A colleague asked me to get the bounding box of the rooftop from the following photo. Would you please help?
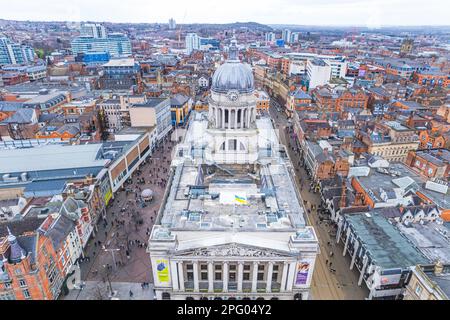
[0,144,109,175]
[345,212,430,269]
[103,58,135,67]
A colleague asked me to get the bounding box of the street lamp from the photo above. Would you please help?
[102,245,120,270]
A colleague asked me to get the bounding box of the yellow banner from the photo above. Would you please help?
[156,259,170,283]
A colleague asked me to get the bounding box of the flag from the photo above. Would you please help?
[234,194,248,204]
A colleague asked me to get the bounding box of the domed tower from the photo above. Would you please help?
[205,38,259,164]
[209,39,257,130]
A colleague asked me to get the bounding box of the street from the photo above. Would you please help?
[268,101,368,300]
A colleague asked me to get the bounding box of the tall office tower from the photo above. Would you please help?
[71,33,132,57]
[169,18,177,30]
[282,29,292,44]
[80,23,107,38]
[148,39,319,301]
[0,36,35,65]
[185,33,200,55]
[290,32,299,44]
[265,32,276,43]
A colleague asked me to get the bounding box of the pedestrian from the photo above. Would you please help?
[326,259,329,266]
[129,290,133,298]
[330,251,334,257]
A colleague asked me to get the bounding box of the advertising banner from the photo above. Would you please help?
[156,259,170,283]
[295,262,310,285]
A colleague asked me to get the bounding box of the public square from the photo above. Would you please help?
[76,133,177,285]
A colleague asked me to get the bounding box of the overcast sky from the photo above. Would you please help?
[0,0,448,27]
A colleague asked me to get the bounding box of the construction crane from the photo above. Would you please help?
[177,10,188,47]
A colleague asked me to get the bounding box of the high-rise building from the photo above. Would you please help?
[290,32,300,44]
[265,32,276,43]
[306,59,332,90]
[185,33,200,55]
[80,23,107,38]
[71,32,132,57]
[169,18,177,30]
[0,36,35,65]
[282,29,292,44]
[148,39,319,301]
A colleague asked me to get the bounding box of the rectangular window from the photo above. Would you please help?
[201,272,208,281]
[19,280,27,288]
[23,289,31,299]
[215,272,222,281]
[186,271,194,281]
[415,284,423,296]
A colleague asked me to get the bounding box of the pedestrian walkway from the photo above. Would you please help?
[271,105,368,300]
[63,281,155,300]
[77,134,177,284]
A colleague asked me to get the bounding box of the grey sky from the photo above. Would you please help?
[0,0,448,27]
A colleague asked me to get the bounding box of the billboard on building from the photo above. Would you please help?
[156,259,170,283]
[295,261,310,285]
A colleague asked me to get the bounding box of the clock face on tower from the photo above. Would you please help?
[227,90,239,101]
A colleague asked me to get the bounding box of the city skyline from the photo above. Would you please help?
[0,0,449,27]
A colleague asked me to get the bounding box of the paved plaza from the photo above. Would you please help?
[64,281,155,300]
[77,134,177,285]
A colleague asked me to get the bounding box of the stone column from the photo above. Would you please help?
[178,261,185,291]
[280,262,288,292]
[237,262,244,292]
[358,255,369,286]
[343,227,351,257]
[251,261,258,292]
[223,262,229,292]
[336,218,343,243]
[170,260,179,291]
[350,240,359,270]
[222,108,225,129]
[193,261,199,292]
[208,262,214,292]
[214,107,218,128]
[266,262,273,293]
[286,261,296,291]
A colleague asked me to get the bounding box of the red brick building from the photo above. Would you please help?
[405,149,450,179]
[0,222,63,300]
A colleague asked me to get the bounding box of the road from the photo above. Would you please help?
[268,100,368,300]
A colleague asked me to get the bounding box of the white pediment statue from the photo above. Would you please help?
[178,243,289,258]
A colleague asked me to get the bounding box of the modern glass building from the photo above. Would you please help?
[71,33,132,57]
[0,37,35,65]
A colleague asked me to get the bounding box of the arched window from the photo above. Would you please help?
[186,296,195,300]
[200,297,209,300]
[294,293,302,300]
[162,292,171,300]
[256,297,265,300]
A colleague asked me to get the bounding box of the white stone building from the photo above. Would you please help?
[148,39,319,300]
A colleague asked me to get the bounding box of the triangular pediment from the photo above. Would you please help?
[174,243,294,258]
